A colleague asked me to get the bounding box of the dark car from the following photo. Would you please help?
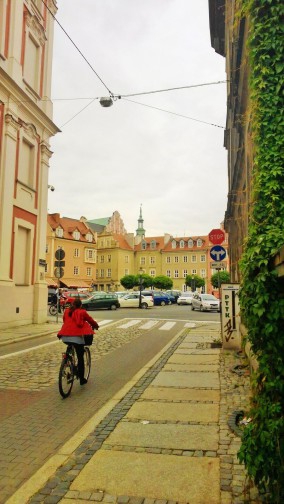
[82,292,119,310]
[141,291,171,306]
[166,290,182,303]
[48,288,57,304]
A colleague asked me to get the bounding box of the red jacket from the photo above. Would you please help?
[58,308,98,337]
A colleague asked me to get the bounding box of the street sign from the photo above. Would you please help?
[55,248,65,260]
[211,261,226,269]
[54,267,64,279]
[54,260,65,267]
[210,245,226,262]
[209,228,225,245]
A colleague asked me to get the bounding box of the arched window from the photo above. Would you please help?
[150,240,156,249]
[180,240,184,248]
[197,239,203,247]
[188,239,193,248]
[141,241,147,250]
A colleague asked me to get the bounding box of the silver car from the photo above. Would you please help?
[177,292,194,305]
[191,293,220,312]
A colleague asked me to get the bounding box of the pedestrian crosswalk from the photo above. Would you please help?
[97,318,219,331]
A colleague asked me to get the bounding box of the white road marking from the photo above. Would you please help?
[159,322,176,331]
[117,320,141,329]
[140,321,159,330]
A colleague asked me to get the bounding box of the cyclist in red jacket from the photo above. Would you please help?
[58,298,99,385]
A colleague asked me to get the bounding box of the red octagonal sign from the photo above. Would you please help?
[209,228,225,245]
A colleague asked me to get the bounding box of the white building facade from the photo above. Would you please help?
[0,0,59,328]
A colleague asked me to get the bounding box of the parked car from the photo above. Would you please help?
[164,292,176,304]
[141,291,171,306]
[48,288,57,304]
[119,293,154,309]
[82,292,119,310]
[166,290,182,303]
[60,291,90,308]
[177,292,194,305]
[115,291,129,298]
[191,293,220,312]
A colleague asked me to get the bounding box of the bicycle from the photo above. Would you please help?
[58,343,91,398]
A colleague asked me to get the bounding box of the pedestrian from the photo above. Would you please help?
[57,298,99,385]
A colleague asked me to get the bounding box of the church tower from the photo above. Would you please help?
[136,205,146,238]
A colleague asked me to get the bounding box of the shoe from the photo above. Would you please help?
[80,378,88,385]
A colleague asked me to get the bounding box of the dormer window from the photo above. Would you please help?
[180,240,184,248]
[141,241,147,250]
[73,230,80,240]
[171,240,176,249]
[197,239,203,247]
[150,240,156,249]
[56,227,63,238]
[188,239,193,248]
[86,233,93,243]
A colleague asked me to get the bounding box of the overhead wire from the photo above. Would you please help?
[40,0,113,96]
[122,98,225,129]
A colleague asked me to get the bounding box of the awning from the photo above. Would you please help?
[61,279,91,288]
[45,277,58,287]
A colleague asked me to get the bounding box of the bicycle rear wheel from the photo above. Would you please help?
[83,347,91,381]
[59,358,74,398]
[49,304,57,316]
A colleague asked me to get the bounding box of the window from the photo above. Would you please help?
[124,269,129,276]
[150,256,155,264]
[192,269,197,275]
[150,240,156,249]
[107,254,111,262]
[140,257,146,265]
[85,249,96,262]
[14,225,32,285]
[56,227,63,238]
[197,239,203,247]
[74,266,79,275]
[86,267,92,276]
[201,255,206,262]
[74,248,79,257]
[183,269,188,278]
[180,240,184,248]
[19,138,35,188]
[174,269,179,278]
[166,256,171,263]
[141,241,147,250]
[150,269,155,277]
[188,239,193,248]
[106,240,110,247]
[73,230,80,240]
[100,269,104,278]
[99,240,104,247]
[174,256,179,263]
[171,240,176,249]
[183,256,188,263]
[86,233,93,242]
[191,255,197,262]
[24,34,40,92]
[107,269,111,278]
[201,269,206,277]
[125,255,129,263]
[166,270,171,277]
[100,255,104,263]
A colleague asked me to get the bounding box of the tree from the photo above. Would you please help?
[120,275,137,290]
[185,274,205,291]
[152,275,173,290]
[211,271,230,289]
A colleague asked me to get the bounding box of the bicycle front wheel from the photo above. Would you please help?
[83,347,91,381]
[59,358,74,398]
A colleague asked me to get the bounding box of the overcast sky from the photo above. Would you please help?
[48,0,227,237]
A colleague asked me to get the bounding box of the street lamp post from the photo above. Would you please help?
[138,267,143,308]
[191,275,196,292]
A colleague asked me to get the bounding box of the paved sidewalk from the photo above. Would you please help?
[6,322,261,504]
[0,318,62,346]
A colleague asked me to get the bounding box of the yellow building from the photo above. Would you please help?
[46,214,97,289]
[0,0,59,328]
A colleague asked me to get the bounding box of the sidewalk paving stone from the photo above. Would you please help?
[125,401,219,423]
[70,450,220,503]
[140,386,220,402]
[152,370,220,388]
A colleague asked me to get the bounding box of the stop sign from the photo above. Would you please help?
[209,228,225,245]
